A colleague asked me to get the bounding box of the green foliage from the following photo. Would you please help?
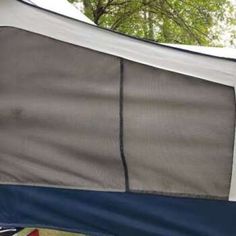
[69,0,236,47]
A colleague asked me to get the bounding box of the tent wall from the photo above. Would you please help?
[123,61,235,199]
[0,27,235,200]
[0,27,125,191]
[0,185,236,236]
[0,0,236,234]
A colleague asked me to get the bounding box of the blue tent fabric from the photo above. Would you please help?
[0,185,236,236]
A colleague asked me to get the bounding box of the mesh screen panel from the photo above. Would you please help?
[0,27,125,190]
[123,60,235,199]
[0,27,235,199]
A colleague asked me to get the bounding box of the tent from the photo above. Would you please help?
[0,0,236,235]
[163,44,236,59]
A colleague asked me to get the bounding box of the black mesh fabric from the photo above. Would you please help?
[0,27,235,199]
[0,27,125,191]
[123,60,235,199]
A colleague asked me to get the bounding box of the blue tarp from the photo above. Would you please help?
[0,185,236,236]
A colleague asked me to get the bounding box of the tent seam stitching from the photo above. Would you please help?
[119,58,129,191]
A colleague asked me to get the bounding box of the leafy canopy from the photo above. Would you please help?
[68,0,236,47]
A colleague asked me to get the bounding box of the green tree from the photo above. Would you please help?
[68,0,236,47]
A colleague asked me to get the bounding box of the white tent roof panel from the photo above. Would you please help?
[164,44,236,59]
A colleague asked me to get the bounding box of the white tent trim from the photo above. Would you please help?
[164,44,236,60]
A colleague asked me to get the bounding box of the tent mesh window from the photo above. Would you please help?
[122,60,235,199]
[0,27,125,191]
[0,27,235,199]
